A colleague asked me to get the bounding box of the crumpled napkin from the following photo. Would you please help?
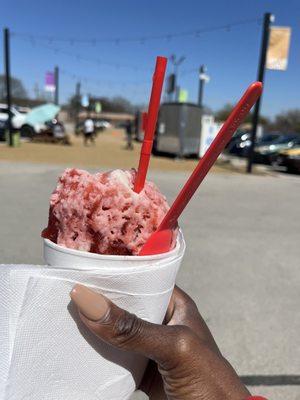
[0,234,185,400]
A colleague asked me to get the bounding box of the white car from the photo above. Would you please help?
[94,120,112,131]
[0,103,45,137]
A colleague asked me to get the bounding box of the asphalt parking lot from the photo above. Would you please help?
[1,161,299,400]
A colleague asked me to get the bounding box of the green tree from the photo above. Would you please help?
[214,103,269,125]
[88,96,134,113]
[67,95,137,118]
[0,74,27,100]
[214,103,233,122]
[109,97,134,113]
[270,109,300,133]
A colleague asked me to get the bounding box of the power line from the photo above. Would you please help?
[12,35,152,72]
[10,17,263,102]
[180,68,199,77]
[12,17,262,45]
[60,69,150,101]
[60,68,149,88]
[11,17,262,79]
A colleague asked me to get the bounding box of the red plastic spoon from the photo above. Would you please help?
[139,82,263,256]
[134,56,167,193]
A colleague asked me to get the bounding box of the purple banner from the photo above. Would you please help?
[45,71,55,92]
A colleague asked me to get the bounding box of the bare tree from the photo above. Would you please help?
[0,75,28,100]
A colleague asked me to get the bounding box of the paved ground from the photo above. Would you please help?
[1,161,299,399]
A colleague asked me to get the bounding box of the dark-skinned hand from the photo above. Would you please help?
[70,284,250,400]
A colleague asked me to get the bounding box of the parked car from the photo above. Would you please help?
[225,130,248,149]
[254,133,300,164]
[273,147,300,173]
[94,120,111,131]
[226,132,281,157]
[0,103,45,138]
[0,119,7,141]
[15,106,31,114]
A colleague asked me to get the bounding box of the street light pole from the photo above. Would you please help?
[54,66,59,105]
[198,65,206,108]
[4,27,13,146]
[247,12,274,173]
[75,81,81,126]
[174,64,178,102]
[169,54,185,102]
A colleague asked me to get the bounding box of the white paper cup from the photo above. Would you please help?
[44,232,182,270]
[33,232,186,400]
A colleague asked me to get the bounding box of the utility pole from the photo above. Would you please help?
[198,65,206,108]
[75,81,81,126]
[54,66,59,105]
[4,28,13,146]
[247,12,274,173]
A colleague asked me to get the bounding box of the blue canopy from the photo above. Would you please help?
[25,104,61,125]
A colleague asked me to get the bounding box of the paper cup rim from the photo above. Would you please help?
[43,232,182,262]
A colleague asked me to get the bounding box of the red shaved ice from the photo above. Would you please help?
[42,168,177,255]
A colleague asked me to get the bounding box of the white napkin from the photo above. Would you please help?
[1,234,185,400]
[0,268,10,399]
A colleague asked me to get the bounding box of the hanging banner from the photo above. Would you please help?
[95,102,102,113]
[45,71,55,92]
[178,89,188,103]
[81,95,89,108]
[266,27,291,71]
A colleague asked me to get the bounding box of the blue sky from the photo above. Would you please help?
[1,0,299,117]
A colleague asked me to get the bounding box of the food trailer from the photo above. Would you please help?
[153,103,220,158]
[153,102,202,157]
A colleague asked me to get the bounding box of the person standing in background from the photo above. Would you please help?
[83,117,95,146]
[125,119,133,150]
[134,111,139,139]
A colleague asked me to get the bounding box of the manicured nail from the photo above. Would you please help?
[70,284,109,321]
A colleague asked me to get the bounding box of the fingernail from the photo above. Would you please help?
[70,284,109,321]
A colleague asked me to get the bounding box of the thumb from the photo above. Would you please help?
[70,284,190,365]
